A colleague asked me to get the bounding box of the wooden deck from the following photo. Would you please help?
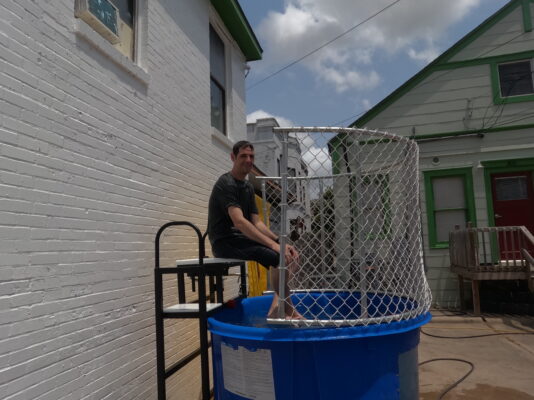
[449,225,534,315]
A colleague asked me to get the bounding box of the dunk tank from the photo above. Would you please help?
[209,127,432,399]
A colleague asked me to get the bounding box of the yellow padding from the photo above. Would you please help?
[247,195,270,297]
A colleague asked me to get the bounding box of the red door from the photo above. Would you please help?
[491,171,534,260]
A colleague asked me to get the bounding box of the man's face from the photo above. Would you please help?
[232,146,254,174]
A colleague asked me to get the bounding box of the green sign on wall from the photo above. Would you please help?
[75,0,120,44]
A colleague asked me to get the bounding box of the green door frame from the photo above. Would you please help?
[482,158,534,228]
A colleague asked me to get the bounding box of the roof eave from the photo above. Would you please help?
[210,0,263,61]
[351,0,522,128]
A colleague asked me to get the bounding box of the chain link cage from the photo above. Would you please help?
[258,127,432,327]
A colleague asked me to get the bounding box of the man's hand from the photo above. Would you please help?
[272,243,299,270]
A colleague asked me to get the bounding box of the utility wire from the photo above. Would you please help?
[246,0,402,91]
[331,110,367,127]
[491,109,534,128]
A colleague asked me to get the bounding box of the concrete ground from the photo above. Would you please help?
[419,310,534,399]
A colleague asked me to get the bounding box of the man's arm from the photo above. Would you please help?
[228,206,278,251]
[250,213,299,262]
[251,214,278,241]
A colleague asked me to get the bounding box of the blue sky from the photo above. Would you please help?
[240,0,510,128]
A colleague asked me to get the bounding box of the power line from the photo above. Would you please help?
[246,0,402,91]
[330,110,367,127]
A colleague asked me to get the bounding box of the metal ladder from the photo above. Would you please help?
[155,221,247,400]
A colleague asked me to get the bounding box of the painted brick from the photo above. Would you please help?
[0,0,252,398]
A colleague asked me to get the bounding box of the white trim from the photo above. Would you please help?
[212,127,234,150]
[133,0,148,70]
[420,142,534,159]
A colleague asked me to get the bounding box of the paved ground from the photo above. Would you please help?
[419,310,534,399]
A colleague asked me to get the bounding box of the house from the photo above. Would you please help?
[350,0,534,307]
[247,117,311,235]
[0,1,261,399]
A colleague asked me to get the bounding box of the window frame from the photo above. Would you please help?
[74,0,148,82]
[423,168,477,249]
[491,58,534,104]
[357,174,392,240]
[209,24,227,135]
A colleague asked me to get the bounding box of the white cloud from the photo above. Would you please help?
[254,0,481,92]
[301,143,332,178]
[361,98,372,111]
[247,110,294,127]
[407,42,440,64]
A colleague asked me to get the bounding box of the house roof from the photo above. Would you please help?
[351,0,529,128]
[211,0,263,61]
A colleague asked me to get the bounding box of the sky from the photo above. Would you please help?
[239,0,511,128]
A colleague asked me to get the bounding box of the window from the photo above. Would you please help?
[75,0,136,61]
[423,168,476,248]
[498,60,534,97]
[494,176,528,201]
[210,25,226,135]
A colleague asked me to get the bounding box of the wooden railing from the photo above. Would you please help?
[450,225,534,274]
[449,225,534,314]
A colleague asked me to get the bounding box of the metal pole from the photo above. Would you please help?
[155,226,166,400]
[261,180,272,292]
[319,179,326,276]
[278,131,289,319]
[352,142,368,319]
[155,268,166,400]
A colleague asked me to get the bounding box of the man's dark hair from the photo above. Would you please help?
[232,140,254,156]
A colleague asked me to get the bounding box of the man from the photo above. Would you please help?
[208,140,302,319]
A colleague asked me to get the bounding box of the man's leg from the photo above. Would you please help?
[213,238,302,319]
[267,262,304,319]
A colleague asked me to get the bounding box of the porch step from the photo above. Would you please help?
[163,303,223,318]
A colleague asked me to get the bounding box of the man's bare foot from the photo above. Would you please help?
[284,308,305,320]
[267,305,305,320]
[267,303,279,319]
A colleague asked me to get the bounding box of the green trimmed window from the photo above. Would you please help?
[498,60,534,96]
[423,168,476,248]
[350,174,391,240]
[492,58,534,104]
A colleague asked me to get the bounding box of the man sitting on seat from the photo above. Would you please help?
[207,140,302,319]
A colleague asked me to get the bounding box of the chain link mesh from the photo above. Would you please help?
[259,127,432,327]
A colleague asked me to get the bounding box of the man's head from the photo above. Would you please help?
[230,141,254,179]
[232,141,254,157]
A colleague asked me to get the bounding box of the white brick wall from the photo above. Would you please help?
[0,1,249,398]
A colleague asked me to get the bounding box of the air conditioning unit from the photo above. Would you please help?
[75,0,121,44]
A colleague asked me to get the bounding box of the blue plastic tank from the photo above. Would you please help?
[209,293,431,400]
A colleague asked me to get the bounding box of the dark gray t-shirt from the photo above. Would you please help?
[208,172,258,245]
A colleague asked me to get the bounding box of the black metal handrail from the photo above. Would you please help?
[154,221,247,400]
[155,221,209,400]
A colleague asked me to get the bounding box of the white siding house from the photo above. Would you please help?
[247,118,310,235]
[0,1,261,399]
[352,0,534,307]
